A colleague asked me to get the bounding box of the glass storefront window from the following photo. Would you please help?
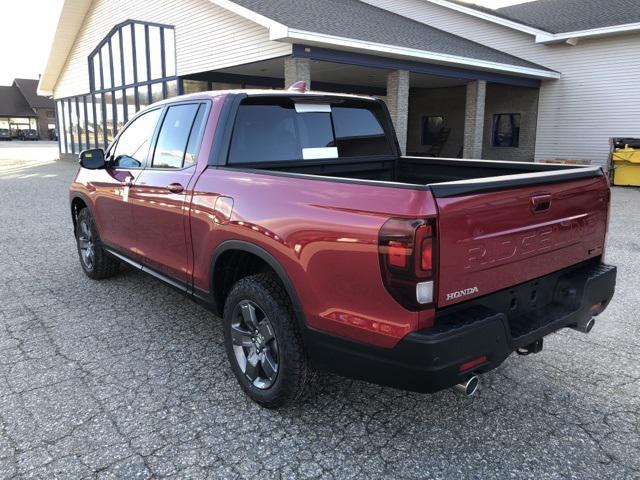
[29,118,38,130]
[70,100,80,153]
[115,90,125,135]
[183,80,208,94]
[77,98,85,152]
[151,82,163,104]
[137,86,149,112]
[135,23,148,83]
[8,117,34,139]
[125,88,136,120]
[111,34,122,87]
[101,44,111,90]
[149,26,162,80]
[104,91,114,146]
[64,21,178,158]
[56,101,67,153]
[65,101,73,153]
[122,24,134,85]
[85,95,94,148]
[164,28,176,77]
[94,93,104,148]
[166,80,178,99]
[93,55,101,91]
[0,118,9,129]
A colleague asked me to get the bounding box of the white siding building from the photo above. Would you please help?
[39,0,640,167]
[363,0,640,165]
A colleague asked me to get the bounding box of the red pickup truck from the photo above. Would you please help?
[71,85,616,408]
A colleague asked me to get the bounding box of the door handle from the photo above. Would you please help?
[531,194,552,213]
[167,183,184,194]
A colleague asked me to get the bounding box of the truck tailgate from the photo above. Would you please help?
[434,175,609,308]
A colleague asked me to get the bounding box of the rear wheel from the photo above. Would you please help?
[223,273,313,408]
[75,208,120,279]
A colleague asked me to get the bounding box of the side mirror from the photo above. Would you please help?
[79,148,106,169]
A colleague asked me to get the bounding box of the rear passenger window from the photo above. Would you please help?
[152,104,201,169]
[184,105,207,166]
[227,99,393,164]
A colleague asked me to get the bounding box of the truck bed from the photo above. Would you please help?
[237,156,604,197]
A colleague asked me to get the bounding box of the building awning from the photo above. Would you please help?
[213,0,559,79]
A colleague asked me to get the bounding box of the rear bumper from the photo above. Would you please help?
[305,261,616,393]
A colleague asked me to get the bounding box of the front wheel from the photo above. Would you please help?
[75,208,120,280]
[223,273,313,408]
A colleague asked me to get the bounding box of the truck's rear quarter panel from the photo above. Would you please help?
[435,176,609,307]
[191,170,437,347]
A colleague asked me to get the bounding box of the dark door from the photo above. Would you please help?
[130,103,207,283]
[92,107,162,259]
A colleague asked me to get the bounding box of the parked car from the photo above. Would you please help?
[0,128,10,141]
[70,85,617,408]
[18,129,40,141]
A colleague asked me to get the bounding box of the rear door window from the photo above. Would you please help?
[227,99,392,164]
[152,103,202,169]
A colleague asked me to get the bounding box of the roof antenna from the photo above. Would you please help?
[288,81,307,93]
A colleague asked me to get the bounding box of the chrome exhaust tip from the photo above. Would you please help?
[572,317,595,334]
[453,374,479,396]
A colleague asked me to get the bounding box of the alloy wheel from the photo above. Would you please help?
[231,300,279,389]
[77,220,95,270]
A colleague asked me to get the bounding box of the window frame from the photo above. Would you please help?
[88,19,175,93]
[492,113,521,148]
[55,20,180,158]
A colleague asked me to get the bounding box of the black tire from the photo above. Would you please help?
[75,208,120,280]
[223,272,313,408]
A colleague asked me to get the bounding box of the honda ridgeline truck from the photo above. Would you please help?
[70,85,616,408]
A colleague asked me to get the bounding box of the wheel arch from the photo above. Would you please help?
[210,240,306,329]
[70,192,93,231]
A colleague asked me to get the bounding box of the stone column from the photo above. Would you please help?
[463,80,487,159]
[386,70,410,155]
[284,57,311,88]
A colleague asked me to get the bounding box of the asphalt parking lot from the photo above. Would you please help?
[0,154,639,479]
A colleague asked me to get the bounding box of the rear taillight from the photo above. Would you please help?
[378,218,437,310]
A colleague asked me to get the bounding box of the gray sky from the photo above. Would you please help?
[0,0,533,86]
[0,0,64,85]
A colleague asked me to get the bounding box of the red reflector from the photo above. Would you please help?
[459,355,487,372]
[590,302,605,315]
[388,241,408,268]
